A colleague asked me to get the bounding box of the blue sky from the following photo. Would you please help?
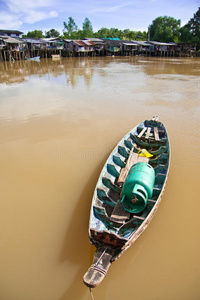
[0,0,199,35]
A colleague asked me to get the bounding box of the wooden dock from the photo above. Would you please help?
[0,47,197,62]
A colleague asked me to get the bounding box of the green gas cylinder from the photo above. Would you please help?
[121,162,155,213]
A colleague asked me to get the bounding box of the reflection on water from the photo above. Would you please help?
[0,57,199,300]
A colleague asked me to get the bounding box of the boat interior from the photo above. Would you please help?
[91,118,170,247]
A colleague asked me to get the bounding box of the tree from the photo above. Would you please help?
[94,27,111,38]
[149,16,181,42]
[63,17,78,38]
[24,30,44,38]
[180,7,200,49]
[82,18,93,38]
[94,27,147,40]
[45,28,60,38]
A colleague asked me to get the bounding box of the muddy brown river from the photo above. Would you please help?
[0,57,199,300]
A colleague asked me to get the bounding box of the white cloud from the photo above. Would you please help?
[89,2,133,13]
[0,12,23,29]
[50,11,59,18]
[22,10,59,24]
[4,0,54,13]
[0,0,59,29]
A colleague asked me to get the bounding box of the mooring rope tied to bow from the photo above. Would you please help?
[89,287,95,300]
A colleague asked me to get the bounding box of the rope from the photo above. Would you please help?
[89,288,95,300]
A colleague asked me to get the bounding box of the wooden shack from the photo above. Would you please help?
[102,38,122,55]
[131,40,151,55]
[148,41,177,56]
[84,38,105,55]
[121,41,137,55]
[0,29,23,37]
[176,43,197,57]
[66,40,95,56]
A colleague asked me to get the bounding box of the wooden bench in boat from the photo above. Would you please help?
[110,200,130,223]
[117,150,149,185]
[134,123,167,149]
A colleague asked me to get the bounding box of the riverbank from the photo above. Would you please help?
[0,46,198,62]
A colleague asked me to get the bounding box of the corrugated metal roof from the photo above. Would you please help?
[22,38,44,44]
[1,36,22,44]
[149,41,177,46]
[131,40,151,46]
[83,40,95,46]
[0,29,23,34]
[123,42,137,46]
[85,38,104,42]
[74,40,86,46]
[74,40,94,46]
[42,37,62,42]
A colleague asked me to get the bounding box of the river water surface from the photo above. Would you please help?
[0,57,199,300]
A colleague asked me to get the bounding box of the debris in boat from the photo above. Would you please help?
[138,149,153,157]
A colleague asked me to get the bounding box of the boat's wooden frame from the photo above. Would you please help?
[83,116,170,288]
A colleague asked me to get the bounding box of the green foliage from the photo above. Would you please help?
[63,17,78,38]
[94,27,147,40]
[82,18,93,38]
[180,7,200,49]
[149,16,181,42]
[45,29,60,38]
[23,30,44,38]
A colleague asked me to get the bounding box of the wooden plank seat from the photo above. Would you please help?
[137,126,165,138]
[118,150,149,185]
[154,127,160,141]
[145,127,152,139]
[117,149,139,185]
[139,135,166,143]
[93,206,126,228]
[110,200,130,224]
[137,125,164,140]
[138,127,147,138]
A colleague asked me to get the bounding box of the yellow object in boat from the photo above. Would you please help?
[138,149,153,158]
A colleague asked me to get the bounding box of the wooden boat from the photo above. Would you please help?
[51,54,60,59]
[27,56,40,61]
[83,116,170,288]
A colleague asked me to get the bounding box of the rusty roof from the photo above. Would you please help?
[74,40,95,46]
[74,40,86,46]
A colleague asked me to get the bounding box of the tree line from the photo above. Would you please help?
[22,7,200,49]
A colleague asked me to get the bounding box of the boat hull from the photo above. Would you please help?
[83,117,170,288]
